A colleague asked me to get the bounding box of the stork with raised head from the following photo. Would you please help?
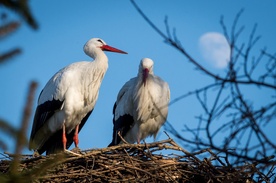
[29,38,127,155]
[109,58,170,146]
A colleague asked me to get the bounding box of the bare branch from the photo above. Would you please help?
[10,81,38,174]
[131,0,276,174]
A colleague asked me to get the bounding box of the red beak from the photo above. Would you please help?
[101,45,127,54]
[143,68,149,86]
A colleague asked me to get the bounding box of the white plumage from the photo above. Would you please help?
[109,58,170,146]
[29,38,127,155]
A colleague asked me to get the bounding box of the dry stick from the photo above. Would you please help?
[82,139,173,156]
[117,131,129,145]
[123,148,139,178]
[143,142,177,183]
[122,163,161,181]
[10,81,38,174]
[168,139,201,163]
[206,149,226,167]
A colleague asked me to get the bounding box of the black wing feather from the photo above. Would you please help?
[29,96,64,148]
[108,103,134,146]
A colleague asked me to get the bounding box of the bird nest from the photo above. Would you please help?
[0,138,275,182]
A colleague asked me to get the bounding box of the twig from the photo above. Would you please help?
[10,81,38,174]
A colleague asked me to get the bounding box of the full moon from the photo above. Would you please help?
[199,32,230,69]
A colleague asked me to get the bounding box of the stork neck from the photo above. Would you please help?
[94,51,108,62]
[93,52,108,69]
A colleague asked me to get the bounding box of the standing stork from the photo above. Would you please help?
[29,38,127,155]
[109,58,170,146]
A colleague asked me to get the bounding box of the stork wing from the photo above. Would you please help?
[153,77,170,128]
[29,89,64,151]
[108,78,136,146]
[158,79,170,120]
[109,103,134,146]
[29,68,68,151]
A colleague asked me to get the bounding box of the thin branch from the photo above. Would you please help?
[10,81,38,174]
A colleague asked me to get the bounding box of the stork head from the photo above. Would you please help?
[139,58,154,86]
[84,38,127,59]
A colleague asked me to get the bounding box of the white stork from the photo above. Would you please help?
[109,58,170,146]
[29,38,127,155]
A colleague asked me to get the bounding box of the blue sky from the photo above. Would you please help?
[0,1,275,154]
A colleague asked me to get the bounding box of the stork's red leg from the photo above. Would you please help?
[73,125,79,147]
[62,124,67,150]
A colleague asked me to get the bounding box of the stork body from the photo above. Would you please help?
[109,58,170,146]
[29,38,127,155]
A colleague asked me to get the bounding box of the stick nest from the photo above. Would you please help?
[0,138,275,183]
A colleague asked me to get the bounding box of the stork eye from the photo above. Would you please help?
[97,39,104,44]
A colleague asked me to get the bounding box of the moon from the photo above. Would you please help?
[199,32,230,69]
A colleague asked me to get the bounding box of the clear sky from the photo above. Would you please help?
[1,1,275,154]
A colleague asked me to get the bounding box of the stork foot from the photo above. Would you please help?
[64,149,82,157]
